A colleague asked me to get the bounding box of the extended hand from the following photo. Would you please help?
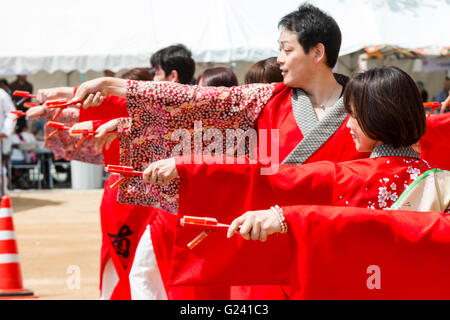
[227,209,282,241]
[36,87,74,104]
[94,119,119,150]
[71,77,127,109]
[142,157,179,185]
[71,77,108,108]
[69,121,94,137]
[26,105,47,119]
[441,93,450,113]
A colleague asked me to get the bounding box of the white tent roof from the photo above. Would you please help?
[0,0,449,74]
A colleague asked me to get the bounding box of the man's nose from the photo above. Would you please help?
[277,53,284,65]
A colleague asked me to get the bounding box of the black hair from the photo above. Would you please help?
[278,3,341,68]
[344,66,426,148]
[150,44,195,84]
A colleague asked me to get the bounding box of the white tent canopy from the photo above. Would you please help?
[0,0,449,74]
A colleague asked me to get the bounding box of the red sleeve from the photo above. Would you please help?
[79,95,128,122]
[168,204,450,299]
[284,205,450,299]
[92,120,104,131]
[91,118,120,131]
[167,159,335,287]
[176,157,336,220]
[97,117,126,166]
[420,114,450,170]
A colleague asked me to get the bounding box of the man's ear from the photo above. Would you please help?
[168,70,179,83]
[313,43,326,65]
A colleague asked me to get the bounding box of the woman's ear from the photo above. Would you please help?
[168,70,179,83]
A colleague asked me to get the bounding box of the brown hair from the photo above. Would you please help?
[121,68,155,81]
[343,66,426,148]
[244,57,283,84]
[196,66,238,87]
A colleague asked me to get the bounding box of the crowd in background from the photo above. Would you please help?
[0,75,63,189]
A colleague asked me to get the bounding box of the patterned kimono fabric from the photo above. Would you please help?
[114,80,279,300]
[95,125,153,300]
[44,96,151,299]
[44,107,104,165]
[114,76,378,300]
[168,145,450,298]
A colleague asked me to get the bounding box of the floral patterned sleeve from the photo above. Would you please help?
[44,107,104,165]
[117,80,276,212]
[117,116,132,167]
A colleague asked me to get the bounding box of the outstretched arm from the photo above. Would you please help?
[440,93,450,113]
[71,77,127,108]
[36,87,74,103]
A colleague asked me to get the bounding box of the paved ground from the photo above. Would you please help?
[6,189,103,300]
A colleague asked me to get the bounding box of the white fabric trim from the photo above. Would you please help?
[283,74,348,165]
[391,169,450,212]
[100,258,119,300]
[0,254,19,264]
[129,225,167,300]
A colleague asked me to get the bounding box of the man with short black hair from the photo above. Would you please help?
[150,44,195,84]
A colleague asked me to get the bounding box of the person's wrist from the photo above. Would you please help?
[270,205,288,233]
[103,77,120,96]
[97,77,109,96]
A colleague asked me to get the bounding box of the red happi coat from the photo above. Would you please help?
[114,80,277,299]
[253,82,366,164]
[116,76,368,209]
[116,80,450,299]
[421,113,450,170]
[116,79,371,299]
[235,77,368,299]
[167,153,450,299]
[44,95,152,299]
[232,80,369,299]
[283,205,450,299]
[79,98,156,300]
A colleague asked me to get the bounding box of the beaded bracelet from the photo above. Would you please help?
[270,205,288,233]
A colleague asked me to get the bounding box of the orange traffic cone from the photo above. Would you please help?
[0,195,36,298]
